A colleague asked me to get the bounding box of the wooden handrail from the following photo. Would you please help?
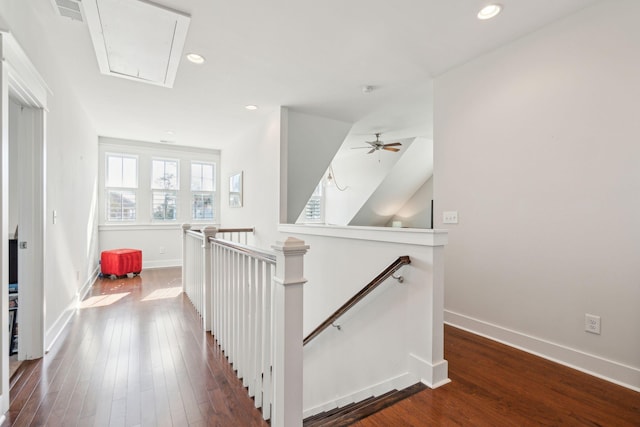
[217,227,255,234]
[303,255,411,346]
[184,226,255,234]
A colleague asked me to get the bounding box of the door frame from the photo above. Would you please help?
[0,31,49,416]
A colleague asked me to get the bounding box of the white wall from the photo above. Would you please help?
[99,225,182,269]
[435,0,640,389]
[219,109,283,249]
[98,137,220,268]
[0,1,101,349]
[279,225,448,416]
[388,175,433,229]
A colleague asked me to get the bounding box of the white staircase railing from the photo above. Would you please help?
[182,225,255,328]
[182,224,309,426]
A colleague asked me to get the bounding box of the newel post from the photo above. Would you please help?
[201,226,217,332]
[181,223,191,293]
[271,237,309,427]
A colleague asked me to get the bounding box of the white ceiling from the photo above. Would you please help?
[30,0,599,149]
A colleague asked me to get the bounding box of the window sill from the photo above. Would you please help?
[99,223,220,232]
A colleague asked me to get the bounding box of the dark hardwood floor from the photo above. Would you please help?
[3,267,268,427]
[355,325,639,427]
[4,268,638,426]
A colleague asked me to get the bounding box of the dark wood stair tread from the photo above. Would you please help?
[304,382,426,426]
[303,395,381,424]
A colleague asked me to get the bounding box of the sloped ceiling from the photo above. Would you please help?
[349,137,433,227]
[284,109,352,223]
[323,136,417,226]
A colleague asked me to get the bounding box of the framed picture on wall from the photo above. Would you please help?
[229,171,243,208]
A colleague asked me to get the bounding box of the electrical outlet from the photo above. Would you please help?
[585,314,601,335]
[159,246,165,254]
[443,211,459,224]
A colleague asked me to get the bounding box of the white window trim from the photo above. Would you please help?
[99,138,220,226]
[150,157,180,221]
[190,161,216,221]
[105,152,138,188]
[105,153,139,221]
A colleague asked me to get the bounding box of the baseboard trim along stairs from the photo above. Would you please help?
[303,382,427,426]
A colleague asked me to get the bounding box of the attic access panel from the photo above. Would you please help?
[82,0,190,88]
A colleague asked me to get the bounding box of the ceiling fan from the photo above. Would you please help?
[352,133,402,154]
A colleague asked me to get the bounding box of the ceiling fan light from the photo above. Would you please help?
[477,4,502,20]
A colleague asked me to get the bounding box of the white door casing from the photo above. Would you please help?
[0,31,49,416]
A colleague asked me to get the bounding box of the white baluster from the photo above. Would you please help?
[239,253,247,385]
[211,244,218,334]
[254,259,264,408]
[247,257,256,398]
[182,224,190,294]
[261,261,273,421]
[201,227,216,331]
[229,250,237,365]
[220,247,227,350]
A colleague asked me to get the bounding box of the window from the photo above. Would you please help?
[303,184,323,222]
[105,154,137,221]
[100,142,219,225]
[151,159,179,220]
[107,191,137,221]
[191,162,215,220]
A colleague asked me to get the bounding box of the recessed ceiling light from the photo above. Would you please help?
[245,105,258,110]
[165,130,174,135]
[477,4,502,20]
[186,53,205,64]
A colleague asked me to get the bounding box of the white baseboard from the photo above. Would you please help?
[142,259,181,269]
[408,353,450,389]
[79,265,100,301]
[45,265,100,353]
[45,300,76,353]
[445,310,640,392]
[303,372,416,418]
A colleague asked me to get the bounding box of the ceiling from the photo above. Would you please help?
[30,0,599,150]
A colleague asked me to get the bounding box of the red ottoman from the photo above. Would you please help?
[101,249,142,277]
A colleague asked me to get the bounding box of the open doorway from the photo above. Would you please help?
[0,31,48,415]
[8,98,45,376]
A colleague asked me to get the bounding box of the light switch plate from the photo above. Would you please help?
[443,211,458,224]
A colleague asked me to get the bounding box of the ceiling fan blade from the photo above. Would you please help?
[351,146,371,150]
[383,142,402,147]
[382,147,400,152]
[367,148,376,154]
